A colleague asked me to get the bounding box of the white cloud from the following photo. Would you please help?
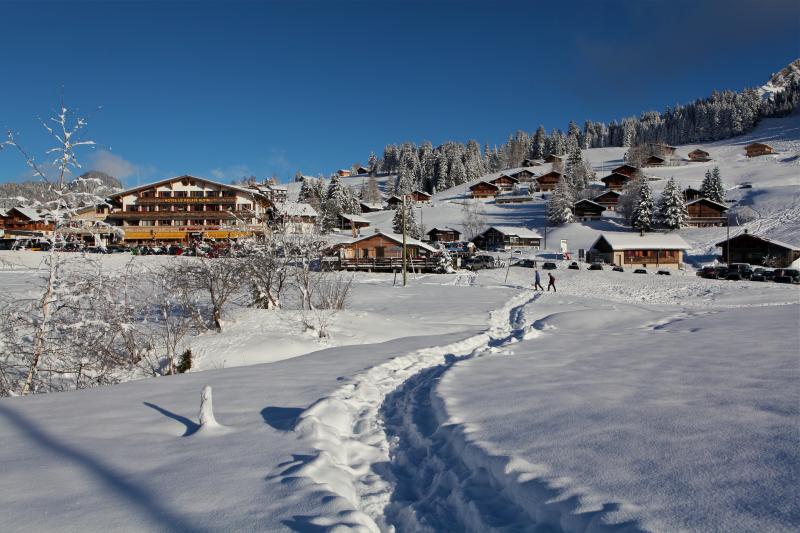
[209,164,255,182]
[86,150,153,181]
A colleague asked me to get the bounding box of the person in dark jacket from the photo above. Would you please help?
[533,269,544,291]
[547,272,556,292]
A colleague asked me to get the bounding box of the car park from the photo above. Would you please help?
[466,255,496,271]
[542,262,557,270]
[773,269,800,284]
[728,263,753,279]
[725,272,742,281]
[588,263,603,271]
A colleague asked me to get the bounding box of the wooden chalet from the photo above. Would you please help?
[687,149,711,162]
[610,164,639,178]
[683,187,703,202]
[469,181,500,199]
[535,171,563,192]
[273,202,318,234]
[589,232,690,269]
[339,231,440,271]
[686,198,728,227]
[0,207,55,234]
[521,159,542,167]
[744,142,775,157]
[490,174,519,191]
[359,201,383,213]
[495,193,533,204]
[508,169,537,182]
[649,143,677,156]
[600,172,631,190]
[353,165,369,175]
[337,169,352,177]
[543,154,564,164]
[644,155,666,167]
[410,190,432,203]
[386,195,403,209]
[592,190,621,211]
[573,199,606,221]
[716,230,800,267]
[473,226,542,250]
[337,213,371,231]
[427,227,461,243]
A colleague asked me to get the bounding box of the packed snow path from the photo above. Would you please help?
[274,290,641,532]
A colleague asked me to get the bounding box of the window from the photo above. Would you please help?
[191,191,204,197]
[362,249,370,258]
[158,191,172,198]
[191,220,204,226]
[141,220,154,226]
[174,191,188,198]
[140,190,155,198]
[222,190,236,197]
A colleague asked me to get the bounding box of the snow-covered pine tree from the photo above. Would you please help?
[361,175,381,204]
[367,152,379,176]
[701,166,726,204]
[631,179,655,232]
[547,177,574,225]
[434,151,449,192]
[391,201,421,239]
[657,177,688,229]
[394,160,415,196]
[448,157,467,186]
[532,126,547,159]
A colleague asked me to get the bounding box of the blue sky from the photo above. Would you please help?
[0,0,797,185]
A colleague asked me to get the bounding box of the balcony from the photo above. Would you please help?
[110,210,256,220]
[135,196,237,205]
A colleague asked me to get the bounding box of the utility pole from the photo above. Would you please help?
[726,213,730,265]
[402,194,407,287]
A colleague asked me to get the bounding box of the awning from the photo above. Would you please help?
[123,230,187,240]
[204,230,253,239]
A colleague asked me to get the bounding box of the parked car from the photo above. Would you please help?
[106,245,129,253]
[725,272,742,281]
[633,268,647,274]
[588,263,603,271]
[542,262,557,270]
[568,262,580,270]
[612,266,624,272]
[773,269,800,284]
[657,269,671,275]
[512,259,535,268]
[698,266,718,278]
[728,263,753,279]
[85,246,109,254]
[466,255,496,271]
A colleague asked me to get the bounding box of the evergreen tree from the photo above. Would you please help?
[367,152,379,176]
[434,150,449,192]
[631,180,655,232]
[394,160,415,196]
[361,175,382,204]
[448,157,467,186]
[532,126,547,159]
[391,202,421,239]
[547,177,574,225]
[657,177,688,229]
[701,166,726,203]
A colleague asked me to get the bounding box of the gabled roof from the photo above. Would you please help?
[0,209,7,218]
[715,232,799,251]
[591,232,690,251]
[469,180,500,190]
[482,226,542,239]
[574,199,606,211]
[593,190,621,200]
[412,189,432,198]
[427,226,461,235]
[686,198,728,210]
[688,149,710,155]
[8,207,45,221]
[339,213,371,224]
[745,142,773,149]
[611,164,639,174]
[536,171,563,180]
[645,155,666,163]
[275,202,318,217]
[491,174,519,183]
[351,231,437,253]
[109,175,262,199]
[359,201,383,210]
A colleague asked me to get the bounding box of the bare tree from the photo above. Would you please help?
[461,200,487,240]
[183,257,247,331]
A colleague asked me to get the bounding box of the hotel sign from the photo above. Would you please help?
[137,196,236,204]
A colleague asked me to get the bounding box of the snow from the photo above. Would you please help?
[485,225,543,239]
[274,201,318,217]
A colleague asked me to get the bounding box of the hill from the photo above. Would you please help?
[0,171,123,209]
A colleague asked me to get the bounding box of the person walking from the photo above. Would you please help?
[547,272,556,292]
[533,268,544,291]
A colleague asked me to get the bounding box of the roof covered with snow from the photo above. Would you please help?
[275,201,318,217]
[592,232,690,251]
[485,226,542,239]
[110,175,263,198]
[715,232,800,251]
[351,231,437,253]
[686,198,729,210]
[340,213,371,224]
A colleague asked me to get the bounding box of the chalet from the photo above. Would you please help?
[469,181,500,199]
[589,232,690,269]
[521,159,542,167]
[106,175,268,243]
[339,231,438,271]
[687,149,711,162]
[386,195,403,209]
[427,227,461,243]
[353,165,369,175]
[744,142,775,157]
[273,202,318,234]
[600,172,631,190]
[649,143,677,156]
[337,213,371,232]
[686,198,728,227]
[610,164,639,178]
[543,154,564,164]
[473,226,542,250]
[410,190,432,203]
[535,171,563,192]
[683,187,704,202]
[248,183,288,203]
[495,193,533,204]
[490,174,519,191]
[337,169,352,177]
[592,190,621,211]
[359,201,384,213]
[508,168,537,182]
[644,155,666,167]
[716,230,800,267]
[573,199,606,221]
[0,207,56,234]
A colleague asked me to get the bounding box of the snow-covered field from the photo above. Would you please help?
[1,114,799,532]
